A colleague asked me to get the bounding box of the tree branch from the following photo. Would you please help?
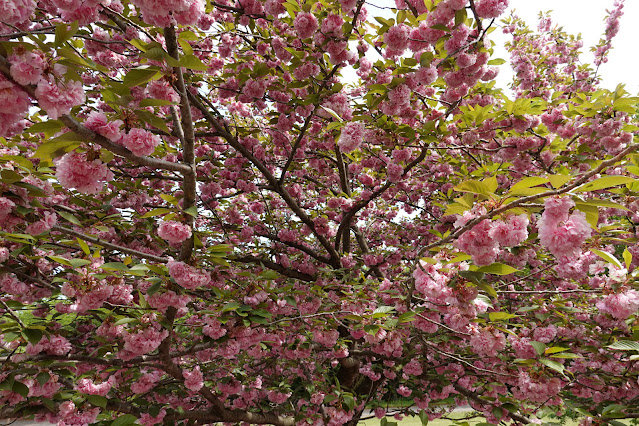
[53,225,169,263]
[186,90,341,265]
[233,255,317,281]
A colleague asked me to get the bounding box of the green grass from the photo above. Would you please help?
[358,411,584,426]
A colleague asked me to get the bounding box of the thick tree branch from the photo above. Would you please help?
[164,25,197,263]
[52,225,169,263]
[234,255,317,281]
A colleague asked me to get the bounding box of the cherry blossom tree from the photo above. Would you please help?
[0,0,638,425]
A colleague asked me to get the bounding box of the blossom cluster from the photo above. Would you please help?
[456,214,529,266]
[537,197,592,259]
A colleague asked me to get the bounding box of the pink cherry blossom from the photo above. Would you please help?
[183,365,204,391]
[167,260,211,289]
[538,206,592,258]
[294,12,318,39]
[474,0,508,19]
[25,211,57,235]
[338,122,365,152]
[9,51,45,85]
[84,111,124,141]
[158,220,192,245]
[321,14,344,37]
[121,128,161,156]
[0,0,36,26]
[75,377,114,396]
[121,327,169,358]
[596,290,639,319]
[35,78,85,120]
[384,24,410,54]
[0,197,16,222]
[470,327,506,357]
[0,78,31,116]
[55,151,114,194]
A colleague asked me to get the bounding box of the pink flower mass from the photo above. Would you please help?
[338,121,365,152]
[537,197,592,258]
[158,220,192,245]
[121,128,161,156]
[293,12,318,39]
[167,260,211,289]
[35,77,85,120]
[55,151,114,194]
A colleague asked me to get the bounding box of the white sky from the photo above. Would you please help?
[357,0,639,94]
[493,0,639,94]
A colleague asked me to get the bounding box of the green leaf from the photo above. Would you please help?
[476,263,519,275]
[47,255,72,266]
[443,202,470,216]
[101,262,129,271]
[12,381,29,398]
[550,352,583,359]
[55,21,79,47]
[488,58,506,65]
[184,205,198,217]
[1,169,22,184]
[530,341,546,356]
[128,38,148,52]
[454,179,494,197]
[123,67,159,87]
[364,324,380,335]
[180,54,208,71]
[36,372,50,385]
[547,174,571,189]
[146,281,162,296]
[544,346,570,354]
[323,107,343,122]
[77,238,91,256]
[574,203,599,229]
[26,120,64,134]
[114,317,138,326]
[148,49,173,65]
[539,358,566,375]
[458,270,485,285]
[478,282,497,298]
[141,208,172,218]
[590,249,623,269]
[33,134,83,160]
[608,340,639,351]
[111,414,138,426]
[508,177,549,194]
[575,176,637,192]
[178,39,193,55]
[86,394,108,408]
[372,306,395,318]
[623,248,632,269]
[178,30,198,41]
[222,302,241,312]
[488,312,518,322]
[68,259,92,268]
[398,312,416,323]
[342,393,355,411]
[134,109,171,133]
[418,410,429,426]
[58,211,82,226]
[139,98,175,107]
[22,328,43,345]
[576,198,630,211]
